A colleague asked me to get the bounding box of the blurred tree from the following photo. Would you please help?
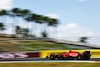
[24,14,33,36]
[32,14,43,36]
[48,19,58,27]
[11,8,22,26]
[15,26,21,34]
[41,31,48,37]
[20,28,29,37]
[25,14,43,36]
[0,8,59,38]
[0,23,5,31]
[0,10,8,17]
[80,37,88,43]
[41,17,59,37]
[31,15,59,37]
[21,9,31,17]
[11,8,31,35]
[42,17,49,32]
[0,10,9,29]
[21,9,31,36]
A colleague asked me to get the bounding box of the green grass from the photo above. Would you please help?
[0,62,100,67]
[0,41,70,52]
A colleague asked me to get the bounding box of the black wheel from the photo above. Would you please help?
[77,55,82,60]
[86,58,90,60]
[83,55,90,60]
[85,56,90,60]
[50,55,55,60]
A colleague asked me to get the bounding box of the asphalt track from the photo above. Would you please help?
[0,58,100,61]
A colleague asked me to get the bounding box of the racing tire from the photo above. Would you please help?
[84,51,91,60]
[77,55,82,60]
[50,55,55,60]
[86,58,90,60]
[85,56,90,60]
[83,55,90,60]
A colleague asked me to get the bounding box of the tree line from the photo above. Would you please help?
[0,8,59,37]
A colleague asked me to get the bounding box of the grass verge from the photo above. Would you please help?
[0,41,70,52]
[0,62,100,67]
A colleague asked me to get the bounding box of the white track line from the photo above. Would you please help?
[0,61,97,63]
[91,57,100,58]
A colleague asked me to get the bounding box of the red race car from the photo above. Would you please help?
[46,50,91,60]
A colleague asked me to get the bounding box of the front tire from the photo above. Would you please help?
[85,56,90,60]
[77,55,82,60]
[50,55,55,60]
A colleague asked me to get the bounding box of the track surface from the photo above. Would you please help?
[0,58,100,61]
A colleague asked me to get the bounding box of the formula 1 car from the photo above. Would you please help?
[46,50,91,60]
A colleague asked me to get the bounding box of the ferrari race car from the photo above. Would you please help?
[46,50,91,60]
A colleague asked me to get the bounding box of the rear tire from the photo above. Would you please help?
[85,56,90,60]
